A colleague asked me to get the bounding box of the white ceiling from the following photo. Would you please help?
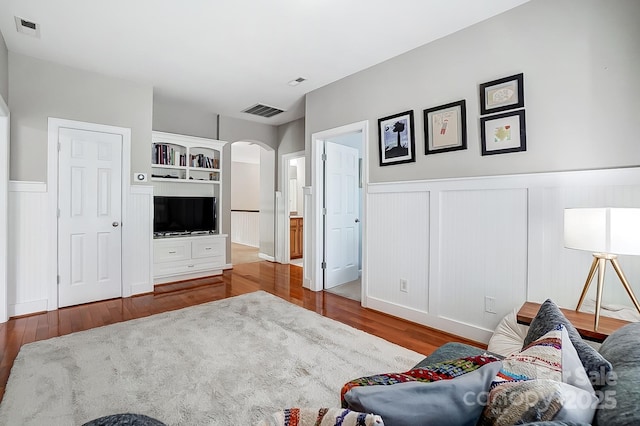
[0,0,529,126]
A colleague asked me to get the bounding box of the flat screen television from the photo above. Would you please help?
[153,196,217,235]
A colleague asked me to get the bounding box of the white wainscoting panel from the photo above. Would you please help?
[8,182,49,316]
[124,186,154,296]
[528,184,640,308]
[231,210,259,248]
[365,167,640,343]
[437,189,528,334]
[367,191,429,315]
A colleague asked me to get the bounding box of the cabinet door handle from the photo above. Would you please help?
[188,264,194,268]
[205,247,212,250]
[168,250,177,254]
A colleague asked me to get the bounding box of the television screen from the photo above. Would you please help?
[153,196,216,234]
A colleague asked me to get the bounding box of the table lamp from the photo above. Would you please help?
[564,207,640,330]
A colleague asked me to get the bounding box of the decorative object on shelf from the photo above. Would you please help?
[378,110,415,166]
[423,100,467,155]
[564,207,640,330]
[480,109,526,156]
[479,73,524,115]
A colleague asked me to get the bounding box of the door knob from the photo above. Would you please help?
[355,218,360,223]
[112,222,120,227]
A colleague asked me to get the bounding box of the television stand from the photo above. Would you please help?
[153,233,230,284]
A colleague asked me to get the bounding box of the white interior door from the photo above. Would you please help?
[324,141,359,289]
[58,128,123,307]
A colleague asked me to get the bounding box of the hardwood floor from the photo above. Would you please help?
[0,261,484,401]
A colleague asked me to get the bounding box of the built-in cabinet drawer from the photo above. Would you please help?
[155,240,189,263]
[192,238,224,259]
[153,235,228,283]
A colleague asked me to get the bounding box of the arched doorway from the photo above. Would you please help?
[229,140,276,264]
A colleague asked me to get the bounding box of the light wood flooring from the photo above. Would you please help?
[0,261,484,402]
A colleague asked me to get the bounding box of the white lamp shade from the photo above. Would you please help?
[564,208,640,255]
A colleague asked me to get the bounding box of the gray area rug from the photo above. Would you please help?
[0,291,423,425]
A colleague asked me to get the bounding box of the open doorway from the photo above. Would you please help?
[309,121,368,304]
[280,151,305,268]
[230,141,261,264]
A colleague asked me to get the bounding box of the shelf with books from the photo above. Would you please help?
[151,132,226,184]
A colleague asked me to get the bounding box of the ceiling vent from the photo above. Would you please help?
[288,77,307,87]
[242,104,285,118]
[14,16,40,38]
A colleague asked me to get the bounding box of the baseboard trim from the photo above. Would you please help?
[365,296,494,344]
[9,299,48,318]
[130,282,153,296]
[258,253,275,262]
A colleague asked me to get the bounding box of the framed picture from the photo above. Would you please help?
[479,73,524,115]
[480,109,526,156]
[378,110,415,166]
[423,100,467,155]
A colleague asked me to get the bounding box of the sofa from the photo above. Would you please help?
[339,299,640,426]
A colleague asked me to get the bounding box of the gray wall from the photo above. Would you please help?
[0,31,7,104]
[9,52,153,182]
[305,0,640,183]
[231,161,260,210]
[276,118,305,191]
[152,94,217,139]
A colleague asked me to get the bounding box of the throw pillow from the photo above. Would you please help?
[479,326,597,426]
[340,354,500,406]
[343,361,503,426]
[488,308,530,357]
[257,408,383,426]
[522,299,612,387]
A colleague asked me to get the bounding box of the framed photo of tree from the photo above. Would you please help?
[378,110,415,166]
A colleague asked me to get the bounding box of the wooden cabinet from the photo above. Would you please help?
[290,217,303,259]
[154,234,228,284]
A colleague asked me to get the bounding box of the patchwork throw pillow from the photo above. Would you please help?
[522,299,612,387]
[340,354,500,406]
[257,408,383,426]
[479,325,597,426]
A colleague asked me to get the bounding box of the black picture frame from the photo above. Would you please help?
[378,110,415,166]
[480,109,527,156]
[423,100,467,155]
[479,73,524,115]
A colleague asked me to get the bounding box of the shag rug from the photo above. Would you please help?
[0,291,423,425]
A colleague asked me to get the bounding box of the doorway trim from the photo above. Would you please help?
[47,118,131,310]
[0,96,9,323]
[308,121,368,300]
[279,150,305,265]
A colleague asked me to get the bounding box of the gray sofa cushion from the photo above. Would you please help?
[413,342,503,368]
[595,322,640,425]
[522,299,612,386]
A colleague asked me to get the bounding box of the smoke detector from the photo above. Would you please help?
[14,16,40,38]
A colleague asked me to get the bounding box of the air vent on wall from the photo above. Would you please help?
[14,16,40,38]
[242,104,285,118]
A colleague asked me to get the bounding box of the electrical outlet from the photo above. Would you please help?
[400,279,408,293]
[485,296,496,314]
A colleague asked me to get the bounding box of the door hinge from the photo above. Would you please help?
[58,142,61,152]
[321,261,326,269]
[57,275,60,285]
[321,153,327,161]
[57,208,60,218]
[322,208,327,215]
